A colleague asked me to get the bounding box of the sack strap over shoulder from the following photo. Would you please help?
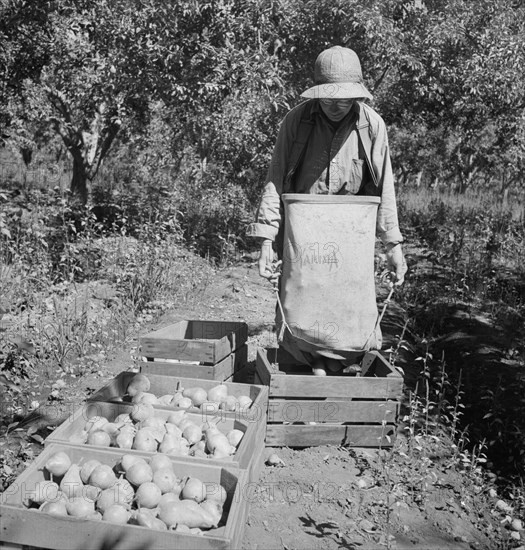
[356,102,378,188]
[284,101,315,192]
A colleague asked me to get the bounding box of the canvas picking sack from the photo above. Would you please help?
[277,193,381,365]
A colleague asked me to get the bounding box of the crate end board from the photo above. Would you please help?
[141,345,248,381]
[264,423,397,448]
[140,321,248,364]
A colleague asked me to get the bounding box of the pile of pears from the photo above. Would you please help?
[82,404,244,460]
[125,374,253,413]
[27,450,228,533]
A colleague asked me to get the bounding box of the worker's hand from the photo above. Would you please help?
[385,243,407,286]
[258,241,281,287]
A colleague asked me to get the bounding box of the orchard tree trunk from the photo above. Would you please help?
[70,153,91,204]
[47,88,121,205]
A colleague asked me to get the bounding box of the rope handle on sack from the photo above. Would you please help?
[273,279,395,351]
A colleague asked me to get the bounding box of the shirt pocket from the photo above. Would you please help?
[346,158,364,194]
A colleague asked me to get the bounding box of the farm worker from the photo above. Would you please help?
[247,45,407,375]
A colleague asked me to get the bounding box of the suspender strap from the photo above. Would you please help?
[356,102,379,188]
[284,101,315,191]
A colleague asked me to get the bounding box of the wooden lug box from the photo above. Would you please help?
[140,320,248,363]
[255,347,403,448]
[141,344,248,382]
[88,371,268,422]
[0,443,249,550]
[45,401,265,485]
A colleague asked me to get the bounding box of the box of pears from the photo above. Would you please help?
[88,371,269,424]
[0,443,248,550]
[46,396,265,485]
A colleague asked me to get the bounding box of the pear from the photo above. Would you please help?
[162,436,189,457]
[166,410,186,425]
[140,416,166,432]
[118,423,136,435]
[97,484,132,514]
[134,511,167,530]
[176,397,193,410]
[85,416,109,433]
[127,373,151,397]
[39,500,68,516]
[133,428,158,452]
[227,429,244,447]
[60,464,84,499]
[182,477,206,503]
[171,392,185,407]
[193,448,208,458]
[89,464,117,490]
[182,422,203,445]
[164,423,183,438]
[183,387,208,407]
[157,394,174,406]
[116,431,134,449]
[149,454,173,473]
[190,440,206,454]
[115,413,133,424]
[136,392,159,405]
[130,403,154,422]
[159,433,181,454]
[81,484,101,502]
[200,499,222,527]
[237,395,253,409]
[28,480,60,505]
[114,478,135,504]
[80,459,102,484]
[102,503,130,524]
[152,467,178,494]
[135,481,162,508]
[45,451,72,477]
[66,497,95,518]
[101,422,121,436]
[126,461,153,486]
[219,395,239,411]
[120,454,147,472]
[207,384,228,403]
[205,484,227,505]
[87,430,111,447]
[158,499,215,529]
[137,418,165,442]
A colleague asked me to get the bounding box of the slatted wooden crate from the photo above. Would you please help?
[255,347,403,448]
[88,371,268,423]
[0,443,248,550]
[141,344,248,381]
[139,321,248,382]
[45,401,265,484]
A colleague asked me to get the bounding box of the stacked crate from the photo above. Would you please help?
[255,347,403,448]
[139,320,249,381]
[0,320,267,550]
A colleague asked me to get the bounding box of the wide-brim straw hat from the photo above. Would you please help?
[301,46,373,100]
